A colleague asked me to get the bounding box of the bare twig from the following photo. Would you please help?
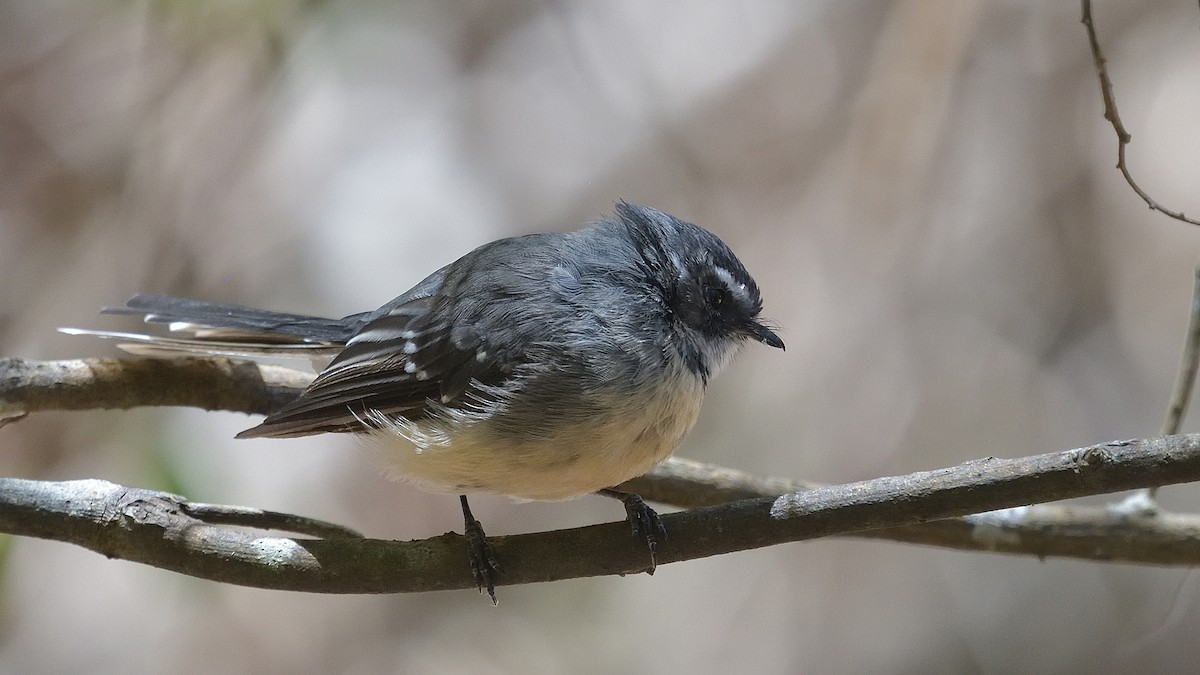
[1080,0,1200,227]
[4,436,1200,593]
[1161,264,1200,437]
[1142,264,1200,501]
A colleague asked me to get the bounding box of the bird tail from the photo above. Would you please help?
[61,293,362,360]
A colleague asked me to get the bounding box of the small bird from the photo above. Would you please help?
[66,203,783,600]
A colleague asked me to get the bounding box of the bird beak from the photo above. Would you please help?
[747,320,785,350]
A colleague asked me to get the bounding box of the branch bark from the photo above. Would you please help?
[3,436,1200,593]
[627,458,1200,565]
[0,356,311,422]
[4,356,1200,595]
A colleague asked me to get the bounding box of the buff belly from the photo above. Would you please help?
[365,375,705,501]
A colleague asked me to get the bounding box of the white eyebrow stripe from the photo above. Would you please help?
[712,265,750,303]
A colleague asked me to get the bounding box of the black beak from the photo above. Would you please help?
[747,320,785,350]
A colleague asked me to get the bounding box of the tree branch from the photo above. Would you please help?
[1081,0,1200,227]
[5,355,1200,583]
[3,435,1200,593]
[0,356,311,422]
[628,458,1200,565]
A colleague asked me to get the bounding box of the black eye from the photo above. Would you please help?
[706,285,728,310]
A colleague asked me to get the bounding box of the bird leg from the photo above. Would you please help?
[598,488,666,572]
[459,495,500,604]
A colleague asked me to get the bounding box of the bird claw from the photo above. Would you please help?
[601,489,666,572]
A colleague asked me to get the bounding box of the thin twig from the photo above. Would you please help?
[1160,264,1200,437]
[1146,264,1200,500]
[1080,0,1200,226]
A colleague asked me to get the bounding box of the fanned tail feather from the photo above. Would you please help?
[57,327,344,360]
[100,293,364,343]
[62,293,361,361]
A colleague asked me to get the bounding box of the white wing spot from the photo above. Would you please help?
[404,361,417,374]
[403,341,418,354]
[476,351,488,362]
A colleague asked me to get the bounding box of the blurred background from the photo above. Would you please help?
[2,0,1200,672]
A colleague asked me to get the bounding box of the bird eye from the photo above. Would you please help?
[706,285,728,309]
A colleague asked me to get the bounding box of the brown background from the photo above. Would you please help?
[3,1,1199,672]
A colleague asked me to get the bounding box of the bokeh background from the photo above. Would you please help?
[3,0,1200,672]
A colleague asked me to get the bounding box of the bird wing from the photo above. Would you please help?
[237,269,508,439]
